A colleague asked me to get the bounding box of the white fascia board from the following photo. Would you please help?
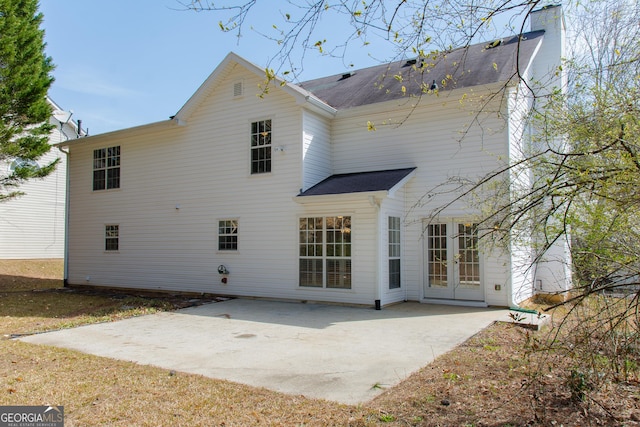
[174,51,336,122]
[387,169,417,199]
[173,52,247,122]
[54,118,181,148]
[293,190,388,205]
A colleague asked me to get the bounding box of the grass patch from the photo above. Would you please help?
[0,262,175,337]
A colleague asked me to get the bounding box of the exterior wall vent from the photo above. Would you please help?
[233,81,243,97]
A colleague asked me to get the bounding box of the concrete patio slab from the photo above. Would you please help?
[20,299,506,404]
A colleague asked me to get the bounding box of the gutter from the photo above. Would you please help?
[369,195,382,310]
[509,306,538,314]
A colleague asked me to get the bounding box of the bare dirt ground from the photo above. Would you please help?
[1,259,639,426]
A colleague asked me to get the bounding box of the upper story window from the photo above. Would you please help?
[250,119,271,174]
[93,146,120,191]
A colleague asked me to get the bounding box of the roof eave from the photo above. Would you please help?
[293,190,388,205]
[298,94,337,118]
[388,168,416,198]
[54,118,182,148]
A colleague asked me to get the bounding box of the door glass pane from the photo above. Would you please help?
[428,223,448,288]
[458,223,480,287]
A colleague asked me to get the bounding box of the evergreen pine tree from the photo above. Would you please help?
[0,0,55,201]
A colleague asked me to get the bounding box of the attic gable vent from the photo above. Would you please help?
[233,81,243,97]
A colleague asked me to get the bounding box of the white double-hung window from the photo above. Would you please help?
[93,146,120,190]
[250,119,271,174]
[388,216,401,289]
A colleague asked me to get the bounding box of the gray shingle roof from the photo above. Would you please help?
[299,30,544,109]
[298,168,417,197]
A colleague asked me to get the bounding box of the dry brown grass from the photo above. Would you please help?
[1,259,639,426]
[0,260,175,337]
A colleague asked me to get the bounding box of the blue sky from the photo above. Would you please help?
[40,1,398,135]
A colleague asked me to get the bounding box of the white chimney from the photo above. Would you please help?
[529,4,567,94]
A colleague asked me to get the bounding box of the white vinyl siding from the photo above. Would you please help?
[302,110,331,191]
[63,50,565,307]
[66,65,318,300]
[64,81,512,306]
[0,116,74,259]
[332,92,511,304]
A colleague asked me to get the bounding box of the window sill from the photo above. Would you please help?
[93,188,121,193]
[297,286,355,293]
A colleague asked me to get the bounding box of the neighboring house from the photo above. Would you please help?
[0,98,83,259]
[58,5,571,308]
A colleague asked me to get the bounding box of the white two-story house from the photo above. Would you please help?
[58,5,571,308]
[0,98,82,260]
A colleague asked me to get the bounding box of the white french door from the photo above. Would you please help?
[423,220,483,301]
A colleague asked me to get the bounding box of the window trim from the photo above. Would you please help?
[299,216,352,290]
[388,216,401,289]
[93,146,121,191]
[105,224,119,252]
[250,119,272,175]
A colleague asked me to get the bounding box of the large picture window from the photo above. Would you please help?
[93,146,120,190]
[299,216,351,289]
[250,119,271,174]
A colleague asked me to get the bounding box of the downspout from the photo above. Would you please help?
[369,195,382,310]
[57,145,70,287]
[504,84,525,313]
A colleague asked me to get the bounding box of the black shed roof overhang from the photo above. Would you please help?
[295,167,416,204]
